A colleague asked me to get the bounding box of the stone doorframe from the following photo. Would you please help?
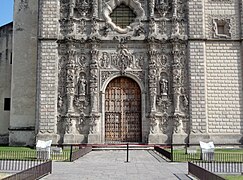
[100,73,147,143]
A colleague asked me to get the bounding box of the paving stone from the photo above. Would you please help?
[42,150,191,180]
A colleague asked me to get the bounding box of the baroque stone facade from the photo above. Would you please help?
[1,0,243,145]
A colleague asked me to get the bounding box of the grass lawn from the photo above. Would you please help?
[0,146,71,161]
[164,148,243,162]
[222,175,243,180]
[0,146,35,151]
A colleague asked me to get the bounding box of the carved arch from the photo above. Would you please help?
[103,0,145,34]
[101,73,145,93]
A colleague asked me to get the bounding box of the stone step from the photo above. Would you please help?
[91,144,155,150]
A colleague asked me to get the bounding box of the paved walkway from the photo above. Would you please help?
[43,150,191,180]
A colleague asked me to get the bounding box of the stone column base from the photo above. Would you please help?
[36,133,60,144]
[88,134,101,144]
[173,133,188,144]
[148,134,168,144]
[63,134,86,144]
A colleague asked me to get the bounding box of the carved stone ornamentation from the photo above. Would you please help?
[149,115,158,134]
[64,114,79,134]
[129,71,144,82]
[149,0,155,17]
[89,114,99,134]
[134,22,145,37]
[99,50,145,71]
[155,1,170,18]
[90,84,98,113]
[173,115,188,134]
[103,0,145,34]
[60,19,75,37]
[159,113,170,134]
[99,52,111,68]
[100,24,111,37]
[90,18,100,39]
[212,19,231,38]
[54,0,190,144]
[74,95,89,112]
[101,71,113,85]
[77,113,87,133]
[76,19,86,35]
[76,53,87,70]
[60,1,69,19]
[75,0,92,18]
[148,18,157,40]
[208,15,236,39]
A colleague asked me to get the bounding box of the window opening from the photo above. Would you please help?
[110,4,136,29]
[10,52,12,64]
[4,98,11,111]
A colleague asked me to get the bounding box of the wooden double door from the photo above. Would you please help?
[105,77,142,142]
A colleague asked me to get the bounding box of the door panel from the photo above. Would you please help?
[105,77,141,142]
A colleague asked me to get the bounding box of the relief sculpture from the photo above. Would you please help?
[55,0,189,144]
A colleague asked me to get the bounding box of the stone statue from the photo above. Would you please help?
[174,86,182,114]
[160,78,168,95]
[150,87,157,112]
[77,74,86,95]
[100,52,110,68]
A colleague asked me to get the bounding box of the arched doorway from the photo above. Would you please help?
[105,77,142,142]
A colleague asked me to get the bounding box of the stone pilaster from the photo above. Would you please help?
[36,0,60,144]
[9,0,39,146]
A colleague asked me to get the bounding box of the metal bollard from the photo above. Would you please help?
[126,143,129,163]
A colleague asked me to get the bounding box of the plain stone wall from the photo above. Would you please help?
[0,23,12,144]
[189,0,243,143]
[39,0,59,39]
[37,41,58,134]
[204,0,243,142]
[188,0,209,142]
[9,0,38,146]
[188,42,207,135]
[206,42,243,134]
[37,0,59,142]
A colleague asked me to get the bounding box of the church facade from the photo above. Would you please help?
[1,0,243,146]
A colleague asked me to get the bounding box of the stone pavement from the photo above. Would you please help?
[42,150,191,180]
